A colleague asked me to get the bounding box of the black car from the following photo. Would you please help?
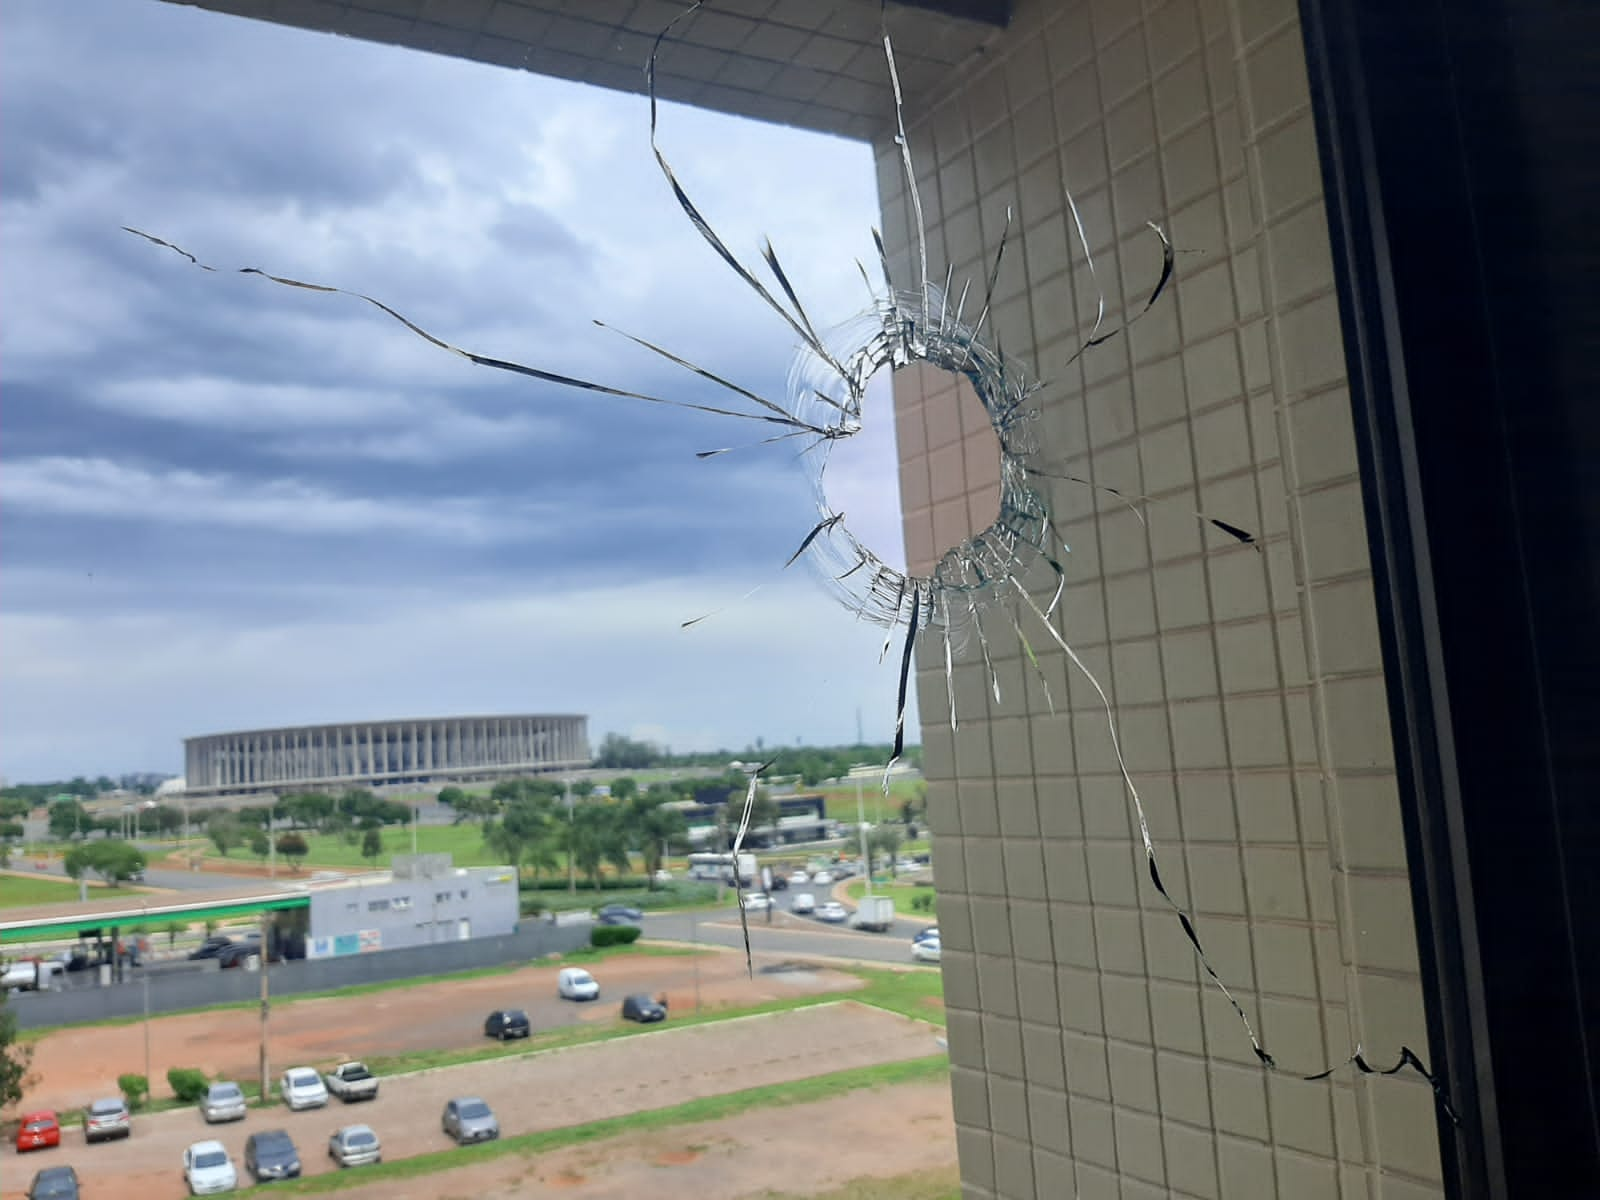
[244,1130,302,1182]
[596,904,643,926]
[484,1009,530,1040]
[621,993,667,1023]
[187,936,233,962]
[27,1167,79,1200]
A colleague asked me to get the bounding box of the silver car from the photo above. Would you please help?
[441,1097,498,1144]
[84,1096,131,1143]
[328,1124,381,1168]
[199,1081,247,1124]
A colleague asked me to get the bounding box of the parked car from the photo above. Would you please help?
[216,944,260,970]
[243,1130,301,1181]
[84,1096,131,1142]
[183,1140,237,1195]
[621,993,667,1023]
[815,901,848,923]
[187,937,233,962]
[484,1009,530,1040]
[441,1097,499,1144]
[328,1124,382,1168]
[791,892,816,914]
[279,1067,328,1111]
[26,1166,79,1200]
[323,1062,379,1103]
[912,935,942,963]
[200,1082,247,1124]
[596,904,643,926]
[739,892,772,911]
[16,1111,60,1152]
[557,967,599,1001]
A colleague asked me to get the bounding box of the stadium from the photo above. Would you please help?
[183,714,588,797]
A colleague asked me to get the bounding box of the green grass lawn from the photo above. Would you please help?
[813,777,924,822]
[205,822,503,871]
[0,874,139,909]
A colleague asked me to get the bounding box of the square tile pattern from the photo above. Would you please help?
[879,1,1446,1196]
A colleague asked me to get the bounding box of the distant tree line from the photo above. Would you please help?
[591,734,922,785]
[1,773,168,808]
[38,797,186,842]
[199,789,410,860]
[437,778,706,891]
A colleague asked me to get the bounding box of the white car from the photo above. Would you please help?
[791,892,816,914]
[653,869,672,884]
[912,935,942,963]
[184,1139,238,1195]
[740,892,772,911]
[811,871,834,886]
[557,966,600,1000]
[816,901,848,923]
[280,1066,328,1111]
[787,871,809,886]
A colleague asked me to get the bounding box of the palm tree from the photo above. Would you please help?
[566,803,630,889]
[626,792,687,888]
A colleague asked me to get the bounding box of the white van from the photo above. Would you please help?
[557,966,600,1001]
[791,892,816,914]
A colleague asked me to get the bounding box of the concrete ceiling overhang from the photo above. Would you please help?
[165,0,1011,140]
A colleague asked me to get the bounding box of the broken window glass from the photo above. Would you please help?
[125,0,1454,1124]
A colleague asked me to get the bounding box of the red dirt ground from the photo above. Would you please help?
[1,1002,949,1200]
[18,951,863,1112]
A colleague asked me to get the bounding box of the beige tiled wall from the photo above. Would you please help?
[880,1,1446,1196]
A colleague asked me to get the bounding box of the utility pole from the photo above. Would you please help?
[268,804,277,879]
[142,966,152,1091]
[856,773,873,898]
[692,908,701,1014]
[257,910,271,1106]
[565,778,575,895]
[411,800,419,856]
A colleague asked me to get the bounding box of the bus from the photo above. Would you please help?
[686,852,757,885]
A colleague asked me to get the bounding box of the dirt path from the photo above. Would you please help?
[18,950,861,1112]
[322,1079,958,1200]
[1,1003,946,1200]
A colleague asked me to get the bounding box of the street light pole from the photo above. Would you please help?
[565,778,575,895]
[257,910,271,1106]
[141,901,152,1094]
[856,774,873,898]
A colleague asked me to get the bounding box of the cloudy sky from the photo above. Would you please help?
[0,0,918,781]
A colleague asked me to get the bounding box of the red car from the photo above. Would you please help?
[16,1111,60,1152]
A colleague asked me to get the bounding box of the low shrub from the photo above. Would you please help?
[118,1073,150,1110]
[589,925,642,948]
[910,893,935,914]
[166,1067,209,1102]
